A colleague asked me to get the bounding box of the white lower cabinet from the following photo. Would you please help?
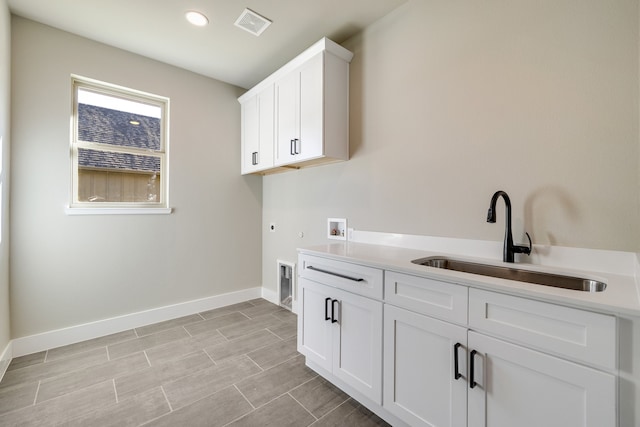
[467,331,616,427]
[383,304,468,427]
[297,254,619,427]
[298,277,383,404]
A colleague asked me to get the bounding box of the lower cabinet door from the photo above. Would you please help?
[467,331,616,427]
[297,278,333,372]
[333,287,383,404]
[383,304,467,427]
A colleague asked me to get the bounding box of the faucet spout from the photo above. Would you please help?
[487,191,531,263]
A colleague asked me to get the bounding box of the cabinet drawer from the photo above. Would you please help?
[384,271,468,324]
[469,289,616,370]
[299,254,383,299]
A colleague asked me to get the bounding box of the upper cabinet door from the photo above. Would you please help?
[257,84,275,170]
[275,67,300,166]
[240,95,259,174]
[275,52,333,166]
[240,84,275,175]
[297,52,324,162]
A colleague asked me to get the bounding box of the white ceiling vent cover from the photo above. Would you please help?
[234,8,272,36]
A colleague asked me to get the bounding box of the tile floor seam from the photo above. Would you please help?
[196,312,206,320]
[263,328,284,340]
[242,354,265,373]
[112,378,119,403]
[43,350,49,363]
[160,385,174,412]
[289,374,320,395]
[288,391,319,421]
[142,350,151,368]
[202,348,217,365]
[319,397,358,422]
[243,389,307,416]
[268,351,304,369]
[218,330,231,342]
[232,338,287,367]
[32,380,41,406]
[182,325,193,338]
[221,410,249,427]
[106,345,112,361]
[233,384,256,410]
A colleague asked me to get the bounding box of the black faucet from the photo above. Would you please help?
[487,191,532,263]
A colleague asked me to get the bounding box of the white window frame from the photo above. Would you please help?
[67,75,171,215]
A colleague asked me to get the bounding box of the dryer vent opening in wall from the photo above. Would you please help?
[277,260,296,311]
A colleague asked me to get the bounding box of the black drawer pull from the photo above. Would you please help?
[307,266,364,282]
[324,297,331,321]
[454,343,462,380]
[331,299,339,324]
[469,350,478,389]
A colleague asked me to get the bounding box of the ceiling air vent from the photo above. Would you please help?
[234,8,272,36]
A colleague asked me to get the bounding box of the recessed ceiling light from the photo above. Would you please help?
[185,11,209,27]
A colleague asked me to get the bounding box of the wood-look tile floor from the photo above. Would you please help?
[0,299,390,426]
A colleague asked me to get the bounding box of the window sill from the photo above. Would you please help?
[65,206,173,215]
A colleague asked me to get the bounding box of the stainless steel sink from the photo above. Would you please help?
[411,256,607,292]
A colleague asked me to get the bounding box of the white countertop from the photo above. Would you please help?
[299,241,640,317]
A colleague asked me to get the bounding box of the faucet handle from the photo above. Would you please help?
[514,232,532,256]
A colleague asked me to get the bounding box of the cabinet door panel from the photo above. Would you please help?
[333,288,383,404]
[467,331,616,427]
[275,70,299,166]
[240,96,259,174]
[257,84,274,170]
[384,305,467,427]
[298,52,324,161]
[297,278,332,372]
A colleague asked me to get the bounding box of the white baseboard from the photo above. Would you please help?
[261,287,278,305]
[261,285,299,314]
[11,287,263,358]
[0,340,12,383]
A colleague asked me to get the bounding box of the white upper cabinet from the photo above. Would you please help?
[238,38,353,174]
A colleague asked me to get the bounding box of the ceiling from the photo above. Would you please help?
[7,0,407,89]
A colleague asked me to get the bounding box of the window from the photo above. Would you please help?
[69,76,170,213]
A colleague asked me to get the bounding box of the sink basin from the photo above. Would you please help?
[411,256,607,292]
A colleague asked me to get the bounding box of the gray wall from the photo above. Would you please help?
[0,0,11,354]
[10,17,263,338]
[263,0,640,292]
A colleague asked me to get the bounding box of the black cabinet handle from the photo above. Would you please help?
[324,297,331,321]
[294,138,300,154]
[454,343,462,380]
[469,349,478,389]
[307,266,364,282]
[290,139,295,155]
[251,151,258,165]
[331,299,339,324]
